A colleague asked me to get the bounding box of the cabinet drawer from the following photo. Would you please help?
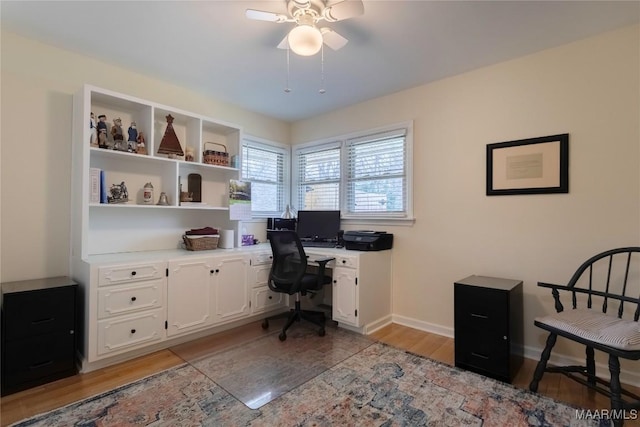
[98,262,165,286]
[334,255,357,269]
[248,264,271,288]
[455,344,509,379]
[2,287,75,341]
[97,278,165,319]
[251,286,286,313]
[454,286,507,331]
[250,252,273,266]
[97,309,164,356]
[3,332,76,389]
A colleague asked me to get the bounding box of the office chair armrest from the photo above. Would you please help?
[312,256,335,287]
[310,256,335,266]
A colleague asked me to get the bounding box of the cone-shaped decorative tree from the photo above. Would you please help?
[158,114,184,157]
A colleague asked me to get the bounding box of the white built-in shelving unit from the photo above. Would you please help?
[71,85,243,259]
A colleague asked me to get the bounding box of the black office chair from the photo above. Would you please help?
[261,230,334,341]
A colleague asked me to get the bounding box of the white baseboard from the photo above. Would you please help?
[390,315,640,388]
[392,314,455,338]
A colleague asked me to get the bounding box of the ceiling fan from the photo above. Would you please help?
[245,0,365,56]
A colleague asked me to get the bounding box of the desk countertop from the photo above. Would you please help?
[80,243,368,265]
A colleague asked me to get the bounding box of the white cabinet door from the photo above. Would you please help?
[166,257,216,337]
[212,254,250,323]
[332,267,358,326]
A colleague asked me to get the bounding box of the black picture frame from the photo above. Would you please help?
[486,134,569,196]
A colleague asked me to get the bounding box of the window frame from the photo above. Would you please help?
[241,135,290,218]
[292,121,413,221]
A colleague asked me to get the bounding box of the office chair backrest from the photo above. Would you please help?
[268,230,308,293]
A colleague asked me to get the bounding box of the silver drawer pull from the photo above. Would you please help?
[30,360,54,370]
[470,313,488,319]
[471,352,489,360]
[31,317,55,325]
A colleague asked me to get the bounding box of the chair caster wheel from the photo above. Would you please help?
[279,332,287,341]
[318,328,325,337]
[261,320,269,329]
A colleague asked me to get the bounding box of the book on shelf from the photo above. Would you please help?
[89,168,100,204]
[100,170,107,204]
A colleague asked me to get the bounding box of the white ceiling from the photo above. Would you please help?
[2,1,638,122]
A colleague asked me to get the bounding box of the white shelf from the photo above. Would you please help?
[89,203,229,211]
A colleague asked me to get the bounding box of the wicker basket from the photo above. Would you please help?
[203,142,229,166]
[183,235,219,251]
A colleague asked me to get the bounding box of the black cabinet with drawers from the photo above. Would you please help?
[1,277,78,395]
[454,275,523,383]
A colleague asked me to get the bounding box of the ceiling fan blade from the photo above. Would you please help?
[277,35,289,50]
[245,9,288,23]
[321,28,348,50]
[322,0,364,22]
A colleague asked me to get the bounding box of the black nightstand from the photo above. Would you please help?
[1,276,78,395]
[454,275,523,383]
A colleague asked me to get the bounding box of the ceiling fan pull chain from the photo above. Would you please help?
[285,47,292,93]
[319,44,326,94]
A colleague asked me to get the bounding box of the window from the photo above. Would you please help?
[346,129,407,216]
[293,122,412,220]
[242,137,289,217]
[294,142,341,210]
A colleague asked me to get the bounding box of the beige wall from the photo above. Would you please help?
[293,25,640,364]
[0,31,289,282]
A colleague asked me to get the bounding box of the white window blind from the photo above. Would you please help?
[242,138,288,216]
[345,129,407,216]
[295,142,341,210]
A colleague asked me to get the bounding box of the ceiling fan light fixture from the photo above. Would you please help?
[288,24,323,56]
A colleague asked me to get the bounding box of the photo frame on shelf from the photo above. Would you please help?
[486,133,569,196]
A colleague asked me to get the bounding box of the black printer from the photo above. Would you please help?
[343,231,393,251]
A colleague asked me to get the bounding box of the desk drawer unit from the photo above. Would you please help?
[1,277,78,395]
[95,262,167,358]
[454,275,523,383]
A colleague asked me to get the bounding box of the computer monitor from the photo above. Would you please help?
[296,210,341,242]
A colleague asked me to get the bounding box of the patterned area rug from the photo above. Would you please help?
[12,334,597,426]
[186,326,373,409]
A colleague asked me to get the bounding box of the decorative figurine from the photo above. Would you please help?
[98,129,108,148]
[97,114,108,148]
[89,112,98,147]
[156,192,170,206]
[157,114,184,158]
[127,122,138,152]
[136,132,147,155]
[185,146,195,162]
[111,117,125,151]
[107,181,129,204]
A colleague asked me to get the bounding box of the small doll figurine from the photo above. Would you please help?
[111,117,125,150]
[89,112,98,147]
[185,146,194,162]
[97,114,108,148]
[98,129,108,148]
[127,122,138,152]
[136,132,147,155]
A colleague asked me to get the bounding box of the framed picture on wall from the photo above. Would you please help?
[486,134,569,196]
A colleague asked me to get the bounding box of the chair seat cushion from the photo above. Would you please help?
[535,308,640,351]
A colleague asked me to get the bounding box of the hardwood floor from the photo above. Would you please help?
[2,322,639,426]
